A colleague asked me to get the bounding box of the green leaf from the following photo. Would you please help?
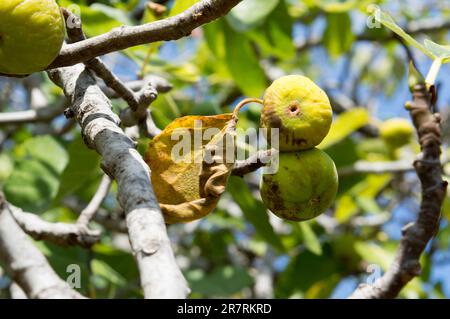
[4,136,67,213]
[319,108,369,149]
[186,266,254,297]
[424,39,450,63]
[224,25,267,97]
[275,246,338,298]
[227,177,285,252]
[4,160,60,213]
[323,13,354,57]
[317,0,358,12]
[246,1,295,60]
[22,135,68,173]
[371,9,432,59]
[354,241,395,270]
[170,0,199,16]
[228,0,279,31]
[54,135,102,202]
[59,1,127,37]
[298,222,322,255]
[335,174,391,222]
[0,153,14,183]
[91,259,127,286]
[37,241,91,294]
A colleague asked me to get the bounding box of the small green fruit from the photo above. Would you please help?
[0,0,65,75]
[261,75,332,151]
[260,148,338,222]
[379,118,414,149]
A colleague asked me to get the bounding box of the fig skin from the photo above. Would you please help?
[261,75,332,151]
[260,148,338,221]
[0,0,65,75]
[379,118,414,149]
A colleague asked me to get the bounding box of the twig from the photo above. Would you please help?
[0,193,85,299]
[62,8,161,138]
[63,197,127,233]
[101,75,173,98]
[47,64,189,298]
[232,151,419,177]
[10,205,100,248]
[338,160,414,176]
[349,83,447,299]
[232,149,276,177]
[77,174,112,226]
[0,103,65,125]
[48,0,242,69]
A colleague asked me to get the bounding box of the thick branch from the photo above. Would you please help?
[349,83,447,299]
[49,0,242,68]
[0,194,85,299]
[47,64,189,298]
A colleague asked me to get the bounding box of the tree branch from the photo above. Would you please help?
[0,103,65,125]
[0,193,85,299]
[232,149,276,177]
[10,206,100,248]
[63,197,127,233]
[47,64,189,298]
[49,0,242,69]
[77,174,112,227]
[349,83,447,299]
[62,8,161,138]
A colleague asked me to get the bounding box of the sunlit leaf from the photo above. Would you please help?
[228,0,279,31]
[335,174,391,222]
[424,39,450,63]
[54,135,101,202]
[299,222,322,255]
[317,0,358,12]
[319,108,369,149]
[323,13,354,57]
[354,241,395,270]
[186,266,254,296]
[223,24,267,97]
[227,177,285,252]
[371,9,432,59]
[170,0,199,16]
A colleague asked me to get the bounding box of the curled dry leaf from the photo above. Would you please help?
[145,113,239,223]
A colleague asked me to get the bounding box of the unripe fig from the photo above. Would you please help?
[379,118,414,149]
[0,0,65,75]
[260,148,338,222]
[261,75,332,151]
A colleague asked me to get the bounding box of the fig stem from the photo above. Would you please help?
[232,98,263,118]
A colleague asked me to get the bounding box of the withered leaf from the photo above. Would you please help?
[145,113,239,223]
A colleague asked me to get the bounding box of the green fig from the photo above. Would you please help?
[260,148,338,221]
[379,118,414,149]
[0,0,65,75]
[261,75,333,151]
